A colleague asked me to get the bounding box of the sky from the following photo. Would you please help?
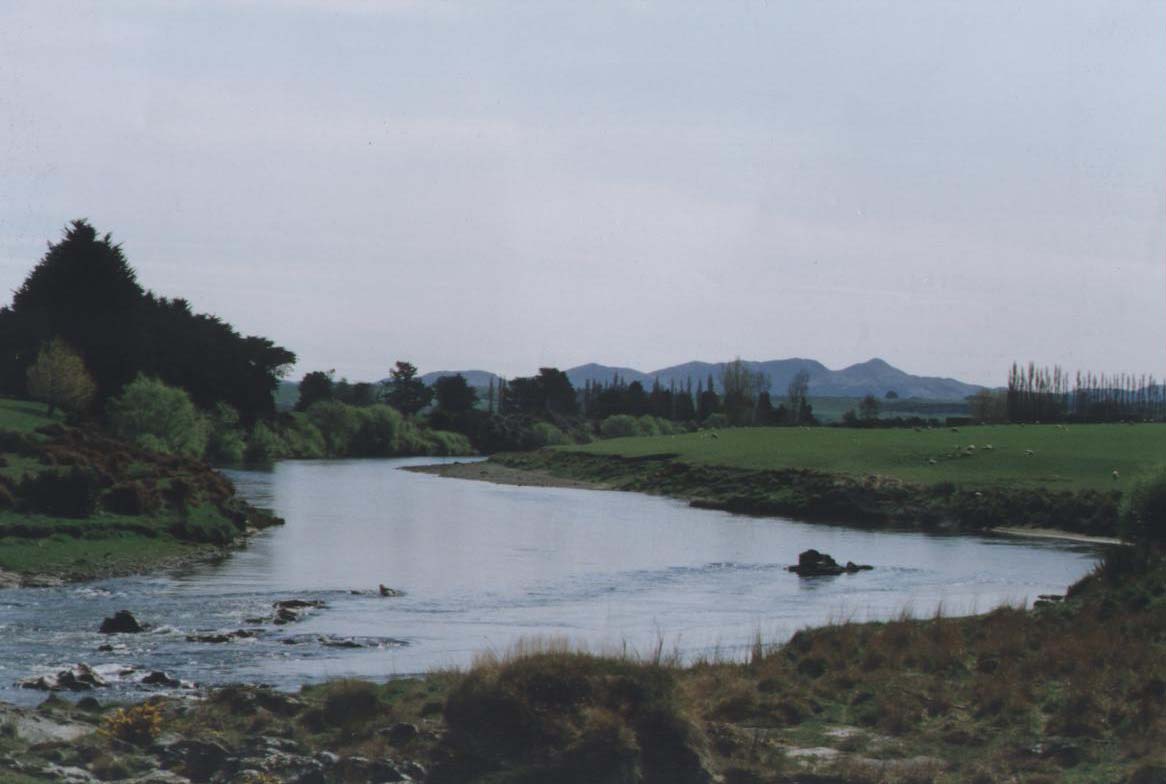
[1,1,1163,387]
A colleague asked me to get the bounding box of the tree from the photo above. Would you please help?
[501,368,577,416]
[720,357,771,425]
[885,390,899,399]
[434,374,478,413]
[107,375,207,456]
[385,361,433,415]
[0,220,294,421]
[858,394,881,421]
[787,370,811,424]
[295,370,334,412]
[25,338,96,415]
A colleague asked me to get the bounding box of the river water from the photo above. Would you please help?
[0,457,1102,705]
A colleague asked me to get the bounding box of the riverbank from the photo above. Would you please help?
[2,550,1162,783]
[422,450,1124,538]
[0,403,283,585]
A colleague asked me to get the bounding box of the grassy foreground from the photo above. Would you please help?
[0,398,281,583]
[2,551,1163,783]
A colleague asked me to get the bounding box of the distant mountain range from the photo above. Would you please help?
[422,358,985,401]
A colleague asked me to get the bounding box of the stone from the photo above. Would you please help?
[381,722,419,745]
[142,671,181,687]
[787,549,873,577]
[99,610,145,634]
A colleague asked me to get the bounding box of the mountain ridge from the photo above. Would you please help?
[421,358,985,400]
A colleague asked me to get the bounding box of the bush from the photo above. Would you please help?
[205,403,245,464]
[103,481,161,516]
[101,702,163,746]
[244,421,282,464]
[601,415,640,438]
[305,400,360,456]
[169,505,236,545]
[702,413,729,429]
[1120,466,1166,544]
[20,467,101,518]
[321,679,382,726]
[350,404,404,456]
[426,430,473,456]
[533,421,567,446]
[108,376,208,456]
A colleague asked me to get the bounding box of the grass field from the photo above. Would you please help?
[0,397,60,432]
[566,423,1166,491]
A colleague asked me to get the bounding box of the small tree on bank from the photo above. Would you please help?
[108,375,207,456]
[26,338,96,416]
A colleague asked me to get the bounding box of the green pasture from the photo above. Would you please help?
[567,423,1166,491]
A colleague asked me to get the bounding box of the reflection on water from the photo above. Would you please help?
[0,457,1100,704]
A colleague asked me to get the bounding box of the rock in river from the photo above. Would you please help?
[99,609,145,634]
[788,549,873,577]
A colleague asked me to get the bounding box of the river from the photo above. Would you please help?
[0,457,1102,705]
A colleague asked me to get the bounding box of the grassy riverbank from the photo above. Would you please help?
[2,550,1163,783]
[443,424,1166,537]
[0,399,282,585]
[570,424,1164,492]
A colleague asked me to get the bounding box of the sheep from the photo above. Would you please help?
[928,458,937,465]
[1113,469,1120,480]
[1025,449,1035,456]
[984,444,993,450]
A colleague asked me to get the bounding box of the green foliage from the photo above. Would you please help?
[425,430,473,456]
[385,361,433,416]
[205,403,245,464]
[350,405,405,456]
[108,376,208,456]
[305,400,361,456]
[0,220,295,420]
[600,415,639,438]
[857,394,880,421]
[434,373,479,413]
[169,504,238,545]
[1119,465,1166,544]
[25,338,96,415]
[702,413,729,429]
[533,421,567,446]
[295,370,334,412]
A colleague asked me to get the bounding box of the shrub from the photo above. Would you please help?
[702,413,729,429]
[205,403,245,464]
[108,376,208,456]
[244,421,282,464]
[103,481,161,516]
[350,404,404,456]
[305,400,360,456]
[101,702,163,746]
[426,430,473,456]
[1119,466,1166,544]
[533,421,567,446]
[601,415,640,439]
[169,505,236,545]
[321,679,382,726]
[20,467,101,518]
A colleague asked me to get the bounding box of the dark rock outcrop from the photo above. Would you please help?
[787,549,873,577]
[99,609,144,634]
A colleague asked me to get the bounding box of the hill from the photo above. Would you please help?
[564,357,983,400]
[416,358,983,400]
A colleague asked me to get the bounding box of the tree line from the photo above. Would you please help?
[1004,362,1166,423]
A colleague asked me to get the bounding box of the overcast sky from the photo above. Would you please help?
[1,1,1162,386]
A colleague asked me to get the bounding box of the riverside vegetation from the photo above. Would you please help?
[0,399,282,584]
[1,548,1163,783]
